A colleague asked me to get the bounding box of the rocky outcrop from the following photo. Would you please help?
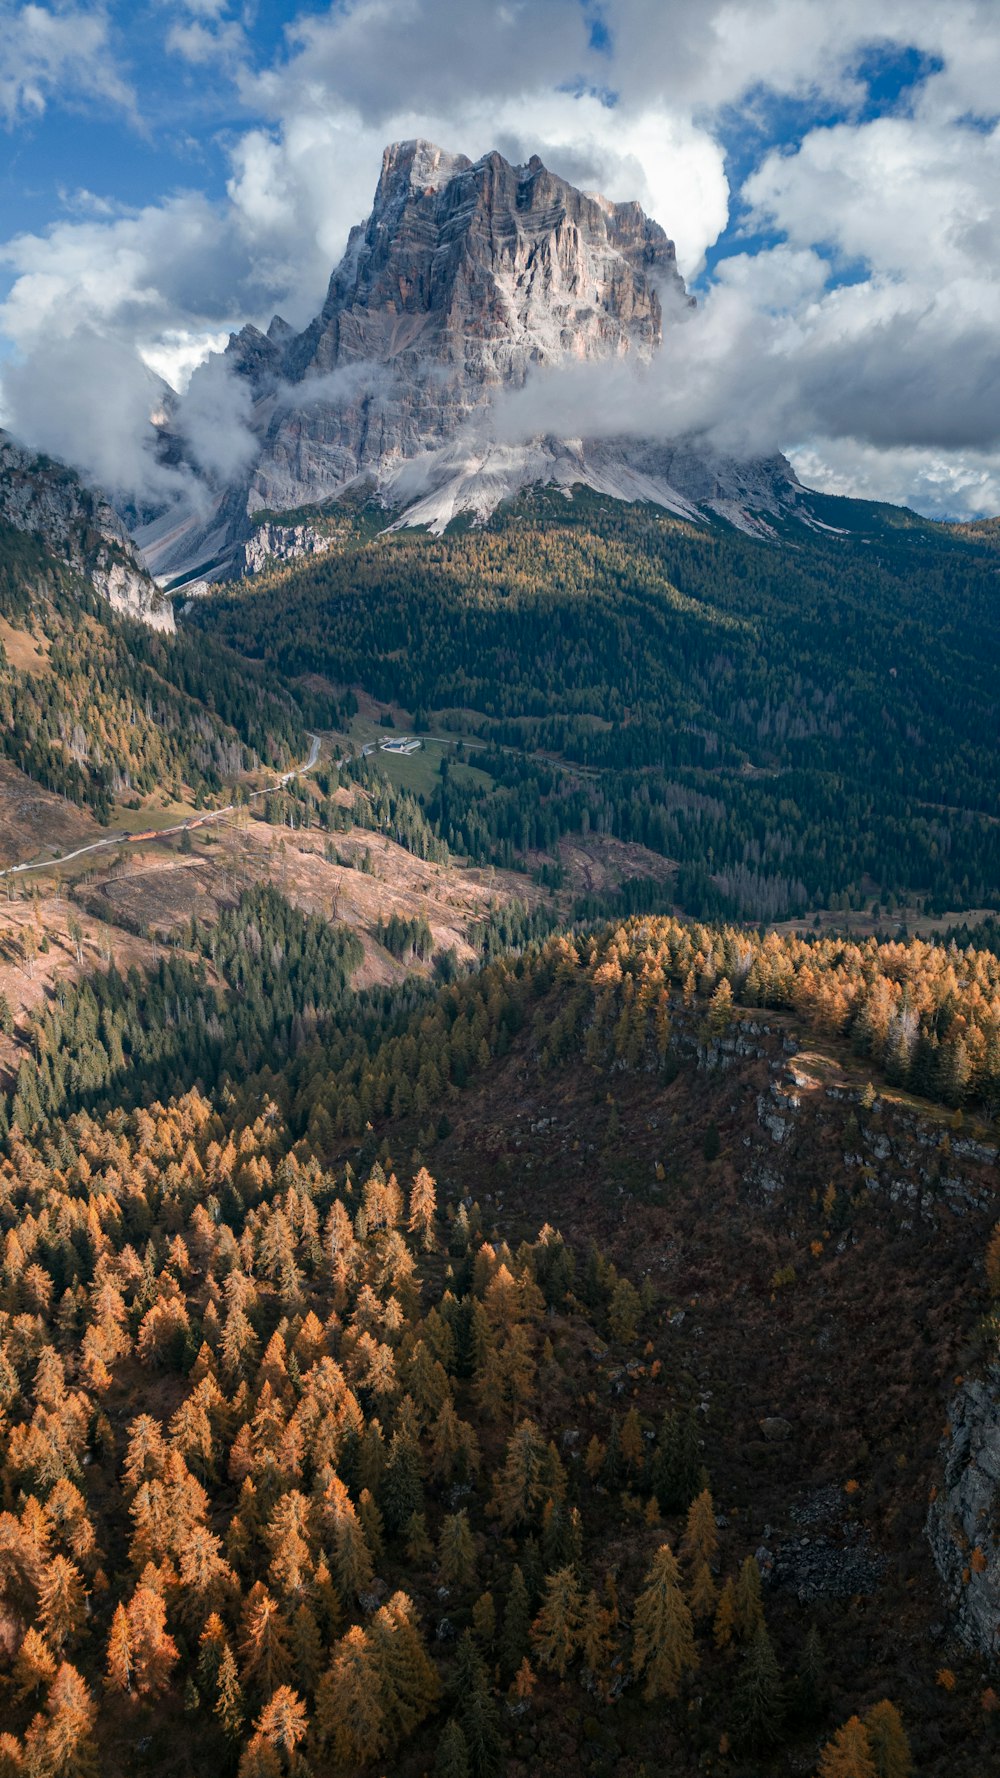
[138,142,805,580]
[928,1372,1000,1659]
[0,432,171,629]
[237,522,337,576]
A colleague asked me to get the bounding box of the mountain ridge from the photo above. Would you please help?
[136,140,807,583]
[0,430,171,628]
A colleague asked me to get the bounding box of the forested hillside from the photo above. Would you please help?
[190,492,1000,919]
[0,522,341,822]
[8,884,997,1776]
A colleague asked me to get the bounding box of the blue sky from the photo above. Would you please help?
[2,0,1000,518]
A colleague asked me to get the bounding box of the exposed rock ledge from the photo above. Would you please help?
[238,522,336,576]
[928,1368,1000,1659]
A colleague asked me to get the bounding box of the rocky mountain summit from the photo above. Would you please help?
[138,141,804,582]
[0,431,171,628]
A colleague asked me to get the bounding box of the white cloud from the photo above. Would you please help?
[4,0,1000,516]
[0,2,134,126]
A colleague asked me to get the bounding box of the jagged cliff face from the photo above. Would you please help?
[0,432,171,629]
[232,139,687,513]
[137,141,801,580]
[929,1373,1000,1658]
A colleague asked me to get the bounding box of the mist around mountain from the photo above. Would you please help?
[131,141,811,585]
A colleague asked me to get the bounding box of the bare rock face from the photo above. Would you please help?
[239,138,687,513]
[928,1371,1000,1659]
[0,432,172,629]
[237,521,337,576]
[139,141,802,579]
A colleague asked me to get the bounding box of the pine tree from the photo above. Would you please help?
[251,1685,309,1758]
[126,1584,179,1696]
[358,1487,385,1563]
[452,1632,502,1778]
[713,1576,737,1650]
[579,1588,617,1702]
[240,1583,293,1698]
[817,1717,878,1778]
[290,1603,323,1695]
[792,1622,827,1724]
[369,1591,440,1741]
[472,1592,496,1648]
[314,1626,386,1768]
[439,1510,477,1589]
[408,1167,438,1250]
[492,1419,545,1528]
[435,1718,471,1778]
[531,1566,583,1678]
[862,1701,914,1778]
[631,1543,698,1701]
[13,1627,56,1701]
[732,1621,785,1752]
[215,1644,246,1743]
[382,1428,425,1533]
[405,1510,433,1561]
[37,1555,87,1652]
[500,1565,531,1676]
[733,1554,765,1640]
[104,1603,134,1694]
[26,1662,98,1778]
[681,1488,719,1569]
[651,1407,702,1513]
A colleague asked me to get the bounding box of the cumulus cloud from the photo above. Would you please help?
[3,0,1000,517]
[0,2,134,126]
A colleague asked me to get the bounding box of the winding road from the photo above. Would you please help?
[0,732,325,884]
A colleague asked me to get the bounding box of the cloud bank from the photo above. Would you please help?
[3,0,1000,517]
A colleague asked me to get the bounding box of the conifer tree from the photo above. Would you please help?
[240,1583,293,1698]
[408,1167,438,1251]
[25,1662,99,1778]
[439,1510,477,1588]
[435,1719,471,1778]
[492,1419,545,1528]
[125,1584,179,1697]
[579,1588,617,1702]
[382,1428,425,1533]
[14,1627,56,1701]
[314,1626,386,1769]
[817,1717,878,1778]
[651,1407,702,1513]
[405,1510,433,1561]
[215,1644,246,1743]
[732,1621,785,1752]
[793,1623,828,1724]
[531,1566,583,1678]
[681,1488,719,1569]
[290,1604,323,1696]
[862,1701,914,1778]
[452,1632,502,1778]
[733,1554,765,1640]
[631,1543,698,1700]
[500,1565,531,1676]
[38,1556,87,1653]
[369,1592,440,1741]
[713,1576,737,1650]
[104,1603,134,1694]
[251,1685,308,1760]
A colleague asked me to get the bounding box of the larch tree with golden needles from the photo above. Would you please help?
[531,1565,583,1678]
[817,1716,878,1778]
[631,1543,698,1701]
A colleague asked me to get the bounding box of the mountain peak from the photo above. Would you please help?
[377,138,472,197]
[139,143,801,578]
